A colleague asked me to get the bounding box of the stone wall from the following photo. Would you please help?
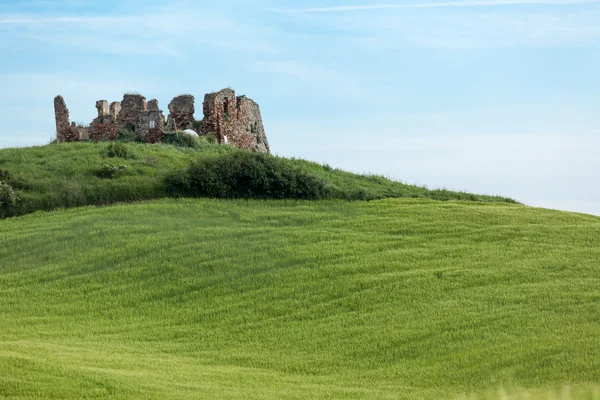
[54,89,270,151]
[96,100,109,117]
[89,118,119,141]
[167,95,195,131]
[201,89,269,152]
[117,94,147,132]
[54,96,78,142]
[110,102,121,120]
[201,89,237,144]
[235,96,270,153]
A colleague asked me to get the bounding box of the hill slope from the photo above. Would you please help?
[0,142,515,217]
[1,198,599,399]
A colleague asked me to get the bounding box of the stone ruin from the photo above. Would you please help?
[54,88,270,152]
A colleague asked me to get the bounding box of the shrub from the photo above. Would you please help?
[0,168,12,182]
[115,129,140,143]
[97,163,128,179]
[161,132,201,149]
[167,151,326,200]
[192,120,203,130]
[202,133,218,144]
[106,142,131,158]
[0,180,18,207]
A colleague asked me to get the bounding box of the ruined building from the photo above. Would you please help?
[54,88,270,153]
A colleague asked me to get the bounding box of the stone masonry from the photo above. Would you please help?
[137,99,165,143]
[110,102,121,120]
[116,94,147,132]
[202,89,269,152]
[54,96,86,142]
[167,95,195,131]
[54,88,270,152]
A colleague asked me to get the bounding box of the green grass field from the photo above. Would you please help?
[0,142,515,218]
[1,198,600,399]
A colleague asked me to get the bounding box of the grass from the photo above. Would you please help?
[0,142,515,218]
[1,198,599,399]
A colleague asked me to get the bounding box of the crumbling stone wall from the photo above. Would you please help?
[201,89,237,143]
[96,100,109,117]
[117,94,147,132]
[110,102,121,120]
[137,110,165,143]
[201,89,269,153]
[167,95,195,131]
[54,89,270,151]
[235,96,270,153]
[54,96,79,142]
[137,99,165,143]
[89,99,119,141]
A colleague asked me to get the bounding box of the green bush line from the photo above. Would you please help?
[0,141,517,218]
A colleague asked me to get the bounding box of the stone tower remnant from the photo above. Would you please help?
[167,95,195,131]
[54,95,87,142]
[117,94,147,132]
[137,99,165,143]
[53,88,270,152]
[109,102,121,120]
[202,89,269,152]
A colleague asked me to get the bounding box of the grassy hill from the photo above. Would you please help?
[0,141,515,218]
[1,198,600,399]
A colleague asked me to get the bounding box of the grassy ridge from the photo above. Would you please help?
[0,142,516,217]
[1,198,599,399]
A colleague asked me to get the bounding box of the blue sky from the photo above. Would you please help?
[0,0,599,214]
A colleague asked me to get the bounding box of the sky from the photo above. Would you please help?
[0,0,599,215]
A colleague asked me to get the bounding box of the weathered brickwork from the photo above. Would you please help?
[96,100,109,117]
[137,100,165,143]
[109,102,121,120]
[167,95,195,131]
[117,94,147,132]
[235,96,270,153]
[54,88,270,152]
[202,89,269,152]
[202,89,237,143]
[89,119,119,141]
[54,96,77,142]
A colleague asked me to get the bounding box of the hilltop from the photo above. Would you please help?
[0,140,515,218]
[1,198,599,399]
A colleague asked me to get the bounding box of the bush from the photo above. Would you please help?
[202,133,218,144]
[0,180,18,207]
[162,132,201,149]
[115,129,141,143]
[97,163,128,179]
[106,142,131,158]
[0,168,12,183]
[167,151,326,200]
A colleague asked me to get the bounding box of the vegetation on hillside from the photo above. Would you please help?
[0,140,516,218]
[0,198,599,399]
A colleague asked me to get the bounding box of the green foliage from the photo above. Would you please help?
[192,120,203,130]
[0,199,599,398]
[168,151,326,199]
[106,142,131,158]
[0,142,516,218]
[0,168,12,183]
[97,163,128,179]
[115,128,140,142]
[202,132,218,144]
[161,132,201,149]
[0,180,17,207]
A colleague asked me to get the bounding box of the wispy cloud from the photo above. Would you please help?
[277,0,600,13]
[0,8,277,55]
